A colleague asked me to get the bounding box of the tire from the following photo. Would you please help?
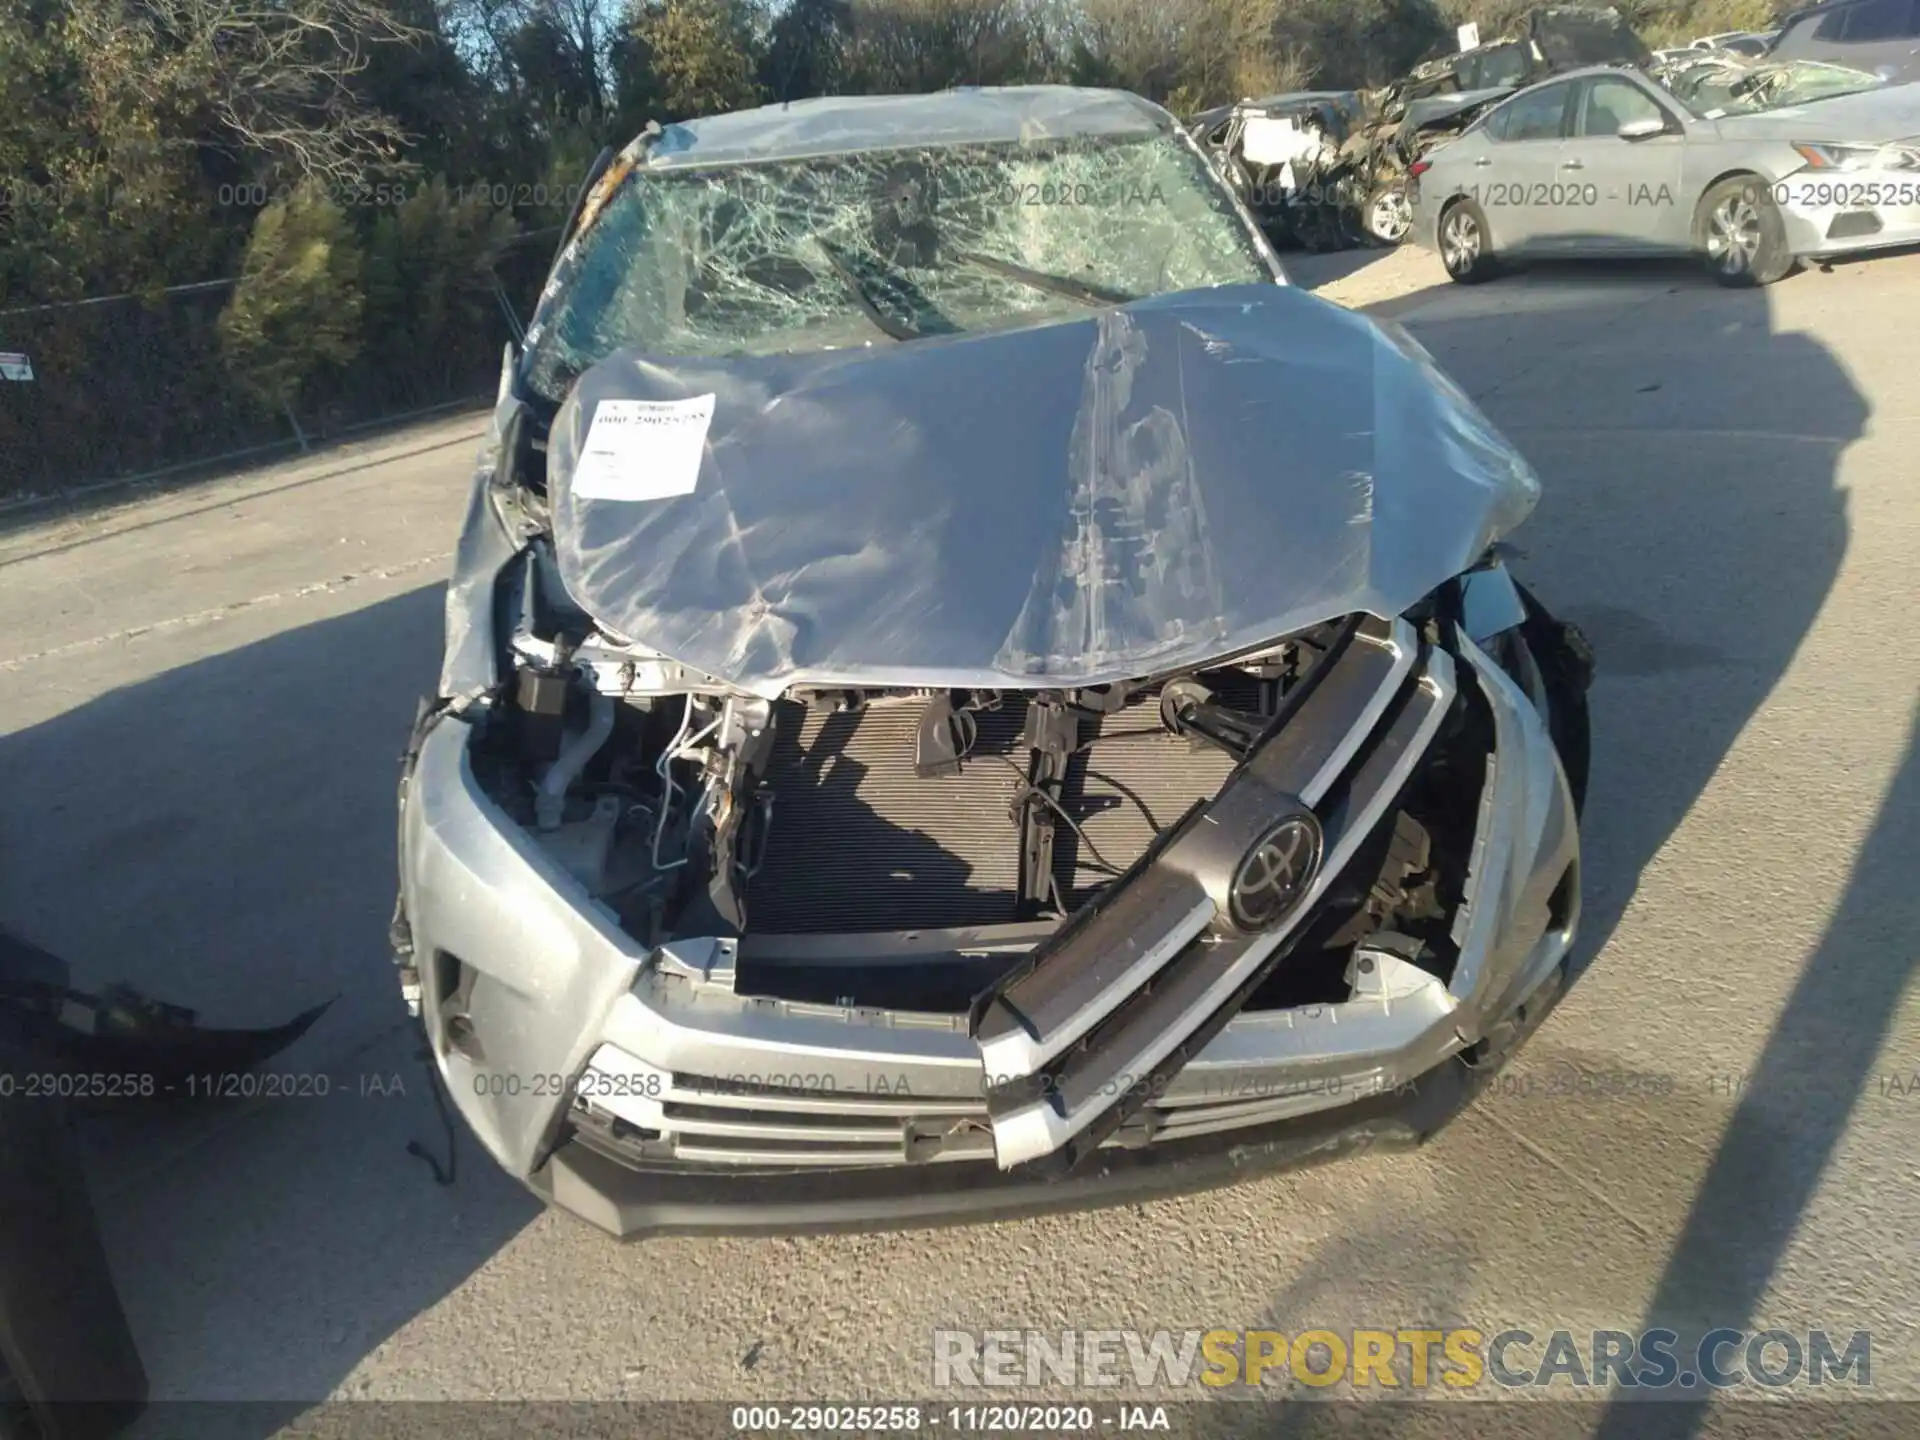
[1695,175,1795,287]
[1438,197,1498,283]
[1363,180,1413,245]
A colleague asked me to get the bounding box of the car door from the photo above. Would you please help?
[1544,74,1690,252]
[1472,78,1580,253]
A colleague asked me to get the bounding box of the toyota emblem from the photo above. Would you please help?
[1229,814,1324,932]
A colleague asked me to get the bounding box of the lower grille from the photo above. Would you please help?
[747,690,1245,934]
[569,1056,1390,1169]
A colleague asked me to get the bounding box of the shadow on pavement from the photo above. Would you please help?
[0,586,542,1431]
[1591,703,1919,1438]
[1253,264,1881,1434]
[0,255,1894,1435]
[1381,264,1861,971]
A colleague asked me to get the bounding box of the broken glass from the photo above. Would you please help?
[522,133,1274,401]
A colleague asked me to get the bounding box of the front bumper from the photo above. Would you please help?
[1775,169,1920,259]
[397,610,1581,1238]
[527,1003,1563,1238]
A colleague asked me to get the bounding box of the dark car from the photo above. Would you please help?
[1769,0,1920,81]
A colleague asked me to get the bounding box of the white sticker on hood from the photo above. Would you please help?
[571,394,716,501]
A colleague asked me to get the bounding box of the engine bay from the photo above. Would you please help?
[463,541,1491,1018]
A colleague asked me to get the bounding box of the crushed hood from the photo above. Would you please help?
[1707,79,1920,138]
[1402,86,1516,134]
[548,283,1540,700]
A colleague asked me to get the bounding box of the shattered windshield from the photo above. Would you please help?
[521,133,1275,401]
[1664,60,1888,117]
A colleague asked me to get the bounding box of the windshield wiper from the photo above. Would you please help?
[952,250,1137,307]
[810,237,921,342]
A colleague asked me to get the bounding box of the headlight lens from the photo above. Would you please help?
[1793,140,1920,171]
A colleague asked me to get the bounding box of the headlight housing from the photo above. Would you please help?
[1792,140,1920,171]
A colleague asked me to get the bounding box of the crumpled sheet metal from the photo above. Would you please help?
[548,283,1539,700]
[644,87,1173,172]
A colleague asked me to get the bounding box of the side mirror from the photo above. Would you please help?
[1618,116,1668,140]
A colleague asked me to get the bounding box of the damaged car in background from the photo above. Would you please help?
[1189,5,1654,247]
[1185,91,1372,249]
[392,85,1594,1238]
[1356,3,1655,242]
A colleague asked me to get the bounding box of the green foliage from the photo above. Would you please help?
[0,0,1814,486]
[1629,0,1781,45]
[630,0,770,122]
[362,178,519,383]
[1272,0,1451,88]
[217,187,365,414]
[763,0,854,102]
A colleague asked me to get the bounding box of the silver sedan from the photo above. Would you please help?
[1407,61,1920,285]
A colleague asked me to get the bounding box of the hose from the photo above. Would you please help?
[535,687,615,830]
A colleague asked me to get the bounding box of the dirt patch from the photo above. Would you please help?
[1285,245,1449,316]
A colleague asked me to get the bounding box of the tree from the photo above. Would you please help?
[1269,0,1449,89]
[629,0,768,122]
[61,0,420,187]
[762,0,853,102]
[361,177,518,390]
[508,10,610,121]
[837,0,1050,94]
[217,186,364,413]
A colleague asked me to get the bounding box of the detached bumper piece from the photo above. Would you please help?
[969,616,1456,1174]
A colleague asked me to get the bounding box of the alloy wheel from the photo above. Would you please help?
[1442,209,1480,273]
[1708,196,1762,276]
[1369,187,1413,243]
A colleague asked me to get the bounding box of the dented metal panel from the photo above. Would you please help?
[984,641,1459,1170]
[547,286,1539,699]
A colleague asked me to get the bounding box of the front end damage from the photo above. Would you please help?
[1264,5,1654,246]
[395,282,1590,1237]
[1189,95,1375,251]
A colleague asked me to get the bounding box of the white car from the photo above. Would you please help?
[1407,60,1920,284]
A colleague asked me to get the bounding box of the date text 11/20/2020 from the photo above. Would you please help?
[0,1070,406,1100]
[728,1405,1174,1433]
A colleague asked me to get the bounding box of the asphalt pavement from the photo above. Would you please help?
[1,245,1916,1422]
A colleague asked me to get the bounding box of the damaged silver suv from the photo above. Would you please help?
[393,86,1594,1237]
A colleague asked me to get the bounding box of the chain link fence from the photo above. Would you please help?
[0,231,555,500]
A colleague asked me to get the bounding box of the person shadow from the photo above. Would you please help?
[0,587,546,1435]
[1239,254,1888,1437]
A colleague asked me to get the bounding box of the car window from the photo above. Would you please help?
[1842,0,1918,39]
[1577,78,1668,135]
[1461,44,1532,90]
[520,133,1277,395]
[1494,82,1574,142]
[1811,9,1849,39]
